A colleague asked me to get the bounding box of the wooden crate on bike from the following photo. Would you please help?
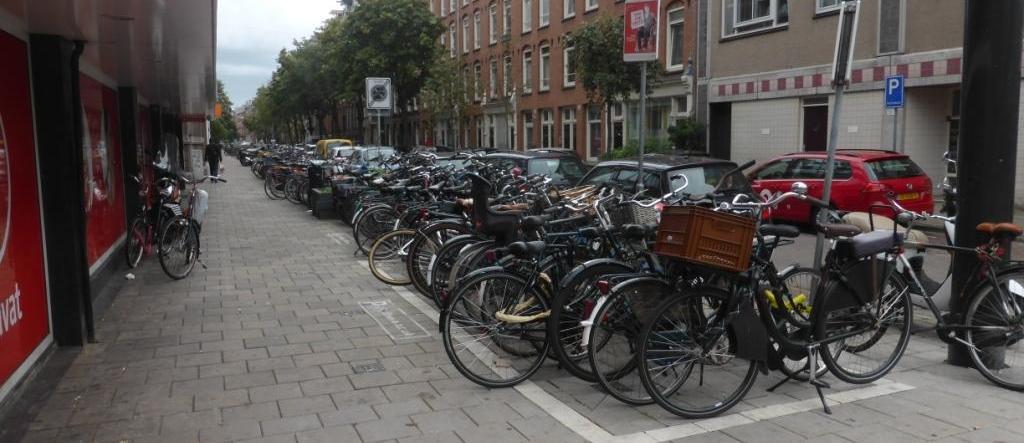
[653,205,755,272]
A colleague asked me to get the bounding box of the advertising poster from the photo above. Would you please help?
[623,0,660,62]
[0,30,50,390]
[80,74,125,268]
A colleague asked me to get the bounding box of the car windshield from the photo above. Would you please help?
[528,158,585,183]
[866,158,925,180]
[326,141,351,149]
[669,164,753,196]
[331,148,354,158]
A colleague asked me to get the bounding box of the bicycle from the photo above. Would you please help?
[158,174,225,279]
[125,173,183,268]
[883,196,1024,390]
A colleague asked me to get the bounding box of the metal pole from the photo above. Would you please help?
[812,84,845,271]
[949,0,1023,367]
[637,63,646,191]
[376,110,382,145]
[892,108,899,151]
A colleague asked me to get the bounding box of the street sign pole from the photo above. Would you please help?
[623,0,659,193]
[813,0,860,272]
[638,62,646,190]
[377,110,382,145]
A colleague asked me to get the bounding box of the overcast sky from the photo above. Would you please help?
[217,0,340,108]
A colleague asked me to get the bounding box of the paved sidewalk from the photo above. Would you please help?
[6,160,1024,443]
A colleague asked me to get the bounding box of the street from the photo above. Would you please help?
[11,160,1024,443]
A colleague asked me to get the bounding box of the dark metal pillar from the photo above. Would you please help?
[949,0,1023,366]
[28,35,93,345]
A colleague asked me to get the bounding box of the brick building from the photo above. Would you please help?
[387,0,700,162]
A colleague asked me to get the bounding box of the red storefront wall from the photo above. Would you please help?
[79,74,125,269]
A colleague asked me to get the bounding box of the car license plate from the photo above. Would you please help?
[897,192,919,201]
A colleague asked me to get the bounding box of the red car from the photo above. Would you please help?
[747,150,934,224]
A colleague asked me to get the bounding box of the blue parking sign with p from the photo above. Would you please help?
[885,75,904,108]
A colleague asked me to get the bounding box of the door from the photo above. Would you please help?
[709,103,731,159]
[802,103,828,152]
[750,158,797,219]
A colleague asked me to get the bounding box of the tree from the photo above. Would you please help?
[571,14,657,107]
[668,117,706,153]
[210,80,238,143]
[419,50,468,147]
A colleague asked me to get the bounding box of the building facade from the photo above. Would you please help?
[417,0,700,162]
[703,0,1024,206]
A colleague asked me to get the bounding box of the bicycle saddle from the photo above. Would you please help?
[508,241,546,259]
[521,215,545,230]
[817,223,861,239]
[759,224,800,239]
[977,222,1024,238]
[845,230,905,259]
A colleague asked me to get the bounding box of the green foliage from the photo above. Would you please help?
[419,49,469,137]
[667,117,706,153]
[571,14,657,106]
[210,80,237,143]
[603,138,673,160]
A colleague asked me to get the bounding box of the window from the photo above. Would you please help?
[449,0,455,14]
[541,109,554,148]
[816,0,841,13]
[449,23,456,57]
[563,0,575,19]
[587,105,602,159]
[561,107,576,151]
[462,16,470,53]
[878,0,905,54]
[671,96,689,117]
[489,3,498,44]
[503,0,512,36]
[723,0,788,38]
[666,7,685,70]
[610,102,624,150]
[540,0,550,26]
[521,49,533,93]
[489,59,498,98]
[539,44,550,91]
[523,111,535,148]
[503,55,513,96]
[462,66,470,101]
[563,40,576,87]
[441,0,447,16]
[586,0,598,12]
[866,158,925,180]
[753,159,792,180]
[474,62,482,101]
[522,0,532,32]
[473,11,481,49]
[463,0,469,5]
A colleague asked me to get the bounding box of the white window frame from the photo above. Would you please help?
[586,105,602,160]
[666,7,685,71]
[563,0,575,19]
[474,62,482,101]
[733,0,774,28]
[586,0,598,12]
[540,0,550,27]
[489,3,498,44]
[473,11,481,49]
[441,0,447,17]
[503,0,512,37]
[449,0,455,14]
[521,49,533,93]
[539,44,550,91]
[541,109,554,148]
[489,58,498,98]
[561,106,576,151]
[462,16,470,54]
[876,0,907,55]
[463,0,469,5]
[522,0,533,32]
[503,55,513,96]
[722,0,788,38]
[816,0,841,14]
[449,23,457,57]
[563,40,576,87]
[523,111,534,148]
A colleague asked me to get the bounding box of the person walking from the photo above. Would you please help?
[204,142,222,177]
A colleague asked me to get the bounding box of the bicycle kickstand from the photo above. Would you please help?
[806,345,832,414]
[198,258,208,270]
[766,371,798,393]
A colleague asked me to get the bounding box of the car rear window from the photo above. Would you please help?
[669,164,753,196]
[866,158,925,180]
[529,158,585,183]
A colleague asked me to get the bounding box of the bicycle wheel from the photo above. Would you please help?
[442,271,550,388]
[158,217,199,280]
[446,241,497,297]
[588,279,667,405]
[965,270,1024,390]
[775,267,827,381]
[125,216,146,268]
[430,236,481,308]
[285,177,302,204]
[638,288,758,419]
[407,221,472,298]
[548,261,635,383]
[264,173,284,200]
[816,271,912,384]
[368,229,416,285]
[354,205,399,255]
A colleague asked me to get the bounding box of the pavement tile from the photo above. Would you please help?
[261,413,323,436]
[355,416,421,442]
[320,405,380,427]
[279,395,338,417]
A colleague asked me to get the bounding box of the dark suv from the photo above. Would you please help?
[483,149,586,186]
[577,153,753,197]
